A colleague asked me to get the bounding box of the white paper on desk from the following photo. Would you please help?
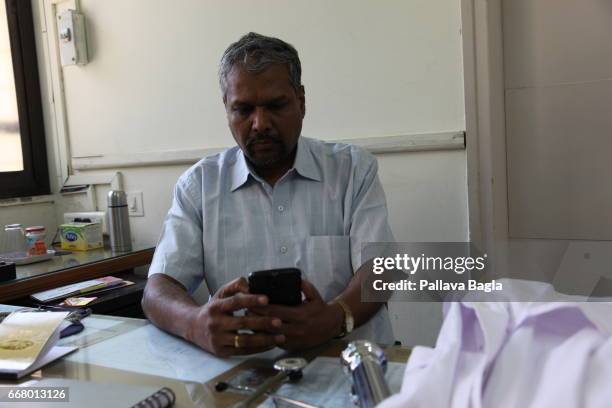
[259,356,405,408]
[67,324,283,383]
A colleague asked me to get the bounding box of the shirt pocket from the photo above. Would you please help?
[305,235,353,301]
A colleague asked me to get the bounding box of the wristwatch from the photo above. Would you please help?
[335,299,354,338]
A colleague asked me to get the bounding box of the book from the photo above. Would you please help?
[0,312,78,380]
[31,276,127,303]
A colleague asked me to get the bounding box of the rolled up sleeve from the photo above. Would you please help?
[148,172,204,294]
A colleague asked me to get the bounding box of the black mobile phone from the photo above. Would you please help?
[248,268,302,306]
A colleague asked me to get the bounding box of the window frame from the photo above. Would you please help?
[0,0,49,199]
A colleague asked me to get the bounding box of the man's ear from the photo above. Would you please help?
[298,85,306,118]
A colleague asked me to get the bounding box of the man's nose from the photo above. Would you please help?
[251,107,271,133]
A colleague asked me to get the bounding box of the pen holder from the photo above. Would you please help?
[0,261,16,282]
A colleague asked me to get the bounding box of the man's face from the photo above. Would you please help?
[224,64,305,170]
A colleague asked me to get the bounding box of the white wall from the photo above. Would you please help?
[22,0,468,346]
[58,0,465,159]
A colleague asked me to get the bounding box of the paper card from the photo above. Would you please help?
[62,297,97,307]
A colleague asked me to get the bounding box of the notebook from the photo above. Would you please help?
[0,312,77,380]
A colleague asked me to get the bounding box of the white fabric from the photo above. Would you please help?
[379,279,612,408]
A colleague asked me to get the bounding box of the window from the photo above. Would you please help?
[0,0,49,198]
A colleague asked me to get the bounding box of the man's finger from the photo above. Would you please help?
[214,293,268,313]
[301,279,323,302]
[249,304,305,322]
[222,315,283,332]
[272,322,307,338]
[221,333,285,350]
[216,277,250,299]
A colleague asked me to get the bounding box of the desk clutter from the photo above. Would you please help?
[0,224,57,267]
[30,276,133,303]
[0,223,90,270]
[0,308,175,407]
[1,224,50,256]
[0,301,410,408]
[218,343,405,408]
[0,190,134,271]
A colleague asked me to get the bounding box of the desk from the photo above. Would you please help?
[0,246,155,303]
[0,305,410,407]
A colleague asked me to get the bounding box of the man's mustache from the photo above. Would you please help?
[246,134,282,148]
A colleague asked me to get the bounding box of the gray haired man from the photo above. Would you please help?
[143,32,395,357]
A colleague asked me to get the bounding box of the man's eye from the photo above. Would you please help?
[233,106,251,115]
[268,102,286,111]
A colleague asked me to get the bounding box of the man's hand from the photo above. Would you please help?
[185,277,286,357]
[249,280,344,351]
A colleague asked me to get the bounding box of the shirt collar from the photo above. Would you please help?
[230,149,251,192]
[292,137,322,182]
[230,137,322,192]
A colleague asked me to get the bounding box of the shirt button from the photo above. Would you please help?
[277,205,285,212]
[280,245,288,254]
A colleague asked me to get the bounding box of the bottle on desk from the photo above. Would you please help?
[107,190,132,252]
[25,226,48,256]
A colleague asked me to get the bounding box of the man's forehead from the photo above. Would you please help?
[225,64,294,102]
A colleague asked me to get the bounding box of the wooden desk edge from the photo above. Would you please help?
[0,248,155,302]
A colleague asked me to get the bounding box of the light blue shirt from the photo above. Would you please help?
[149,137,395,343]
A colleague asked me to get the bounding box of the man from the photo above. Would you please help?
[143,32,394,357]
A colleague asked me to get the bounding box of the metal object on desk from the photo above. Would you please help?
[233,357,308,408]
[274,357,307,381]
[341,340,391,407]
[217,365,276,395]
[216,381,319,408]
[107,190,132,252]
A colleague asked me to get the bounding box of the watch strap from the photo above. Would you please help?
[335,299,354,338]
